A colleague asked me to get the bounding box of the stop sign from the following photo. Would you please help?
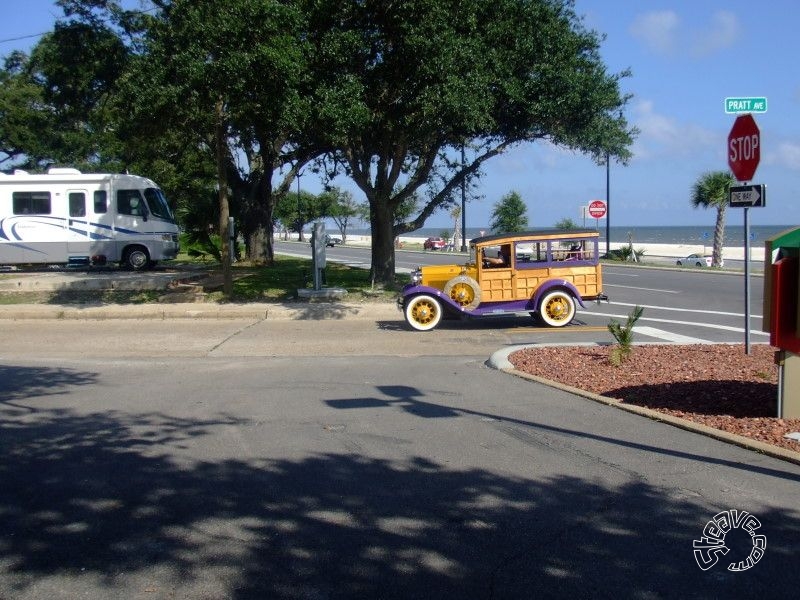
[728,114,760,181]
[588,200,606,219]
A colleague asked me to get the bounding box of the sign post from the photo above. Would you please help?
[727,113,762,354]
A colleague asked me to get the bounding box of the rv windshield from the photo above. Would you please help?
[144,188,175,222]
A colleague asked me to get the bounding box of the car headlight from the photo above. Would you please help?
[411,268,422,285]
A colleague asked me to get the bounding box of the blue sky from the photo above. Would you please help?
[1,1,797,229]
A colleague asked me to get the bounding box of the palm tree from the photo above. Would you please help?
[690,171,734,268]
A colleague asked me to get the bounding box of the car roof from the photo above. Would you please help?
[470,229,599,246]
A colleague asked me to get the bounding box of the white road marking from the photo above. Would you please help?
[632,326,711,344]
[604,283,680,294]
[580,309,769,336]
[609,300,762,319]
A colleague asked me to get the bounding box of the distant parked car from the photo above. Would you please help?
[676,253,722,267]
[423,237,447,250]
[325,235,343,247]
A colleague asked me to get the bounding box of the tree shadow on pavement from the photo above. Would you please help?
[2,368,800,599]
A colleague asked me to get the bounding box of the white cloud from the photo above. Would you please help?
[692,11,739,58]
[629,10,679,55]
[767,142,800,171]
[630,100,716,160]
[630,9,740,58]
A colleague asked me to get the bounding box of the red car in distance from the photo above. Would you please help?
[423,237,447,250]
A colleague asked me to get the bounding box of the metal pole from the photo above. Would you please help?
[296,171,302,241]
[744,205,751,354]
[605,153,611,256]
[460,146,467,252]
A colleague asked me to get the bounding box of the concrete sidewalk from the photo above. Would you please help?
[0,300,400,320]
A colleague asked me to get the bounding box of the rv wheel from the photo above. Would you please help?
[124,246,150,270]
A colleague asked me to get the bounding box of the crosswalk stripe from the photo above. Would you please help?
[632,326,710,344]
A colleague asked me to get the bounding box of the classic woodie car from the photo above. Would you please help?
[399,229,607,331]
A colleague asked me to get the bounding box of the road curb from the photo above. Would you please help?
[0,301,401,321]
[487,347,800,467]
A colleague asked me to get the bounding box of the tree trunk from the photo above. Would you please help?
[370,200,396,286]
[712,205,726,268]
[215,97,233,297]
[246,228,267,263]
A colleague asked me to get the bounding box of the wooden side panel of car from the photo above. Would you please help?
[511,264,602,299]
[480,269,516,301]
[548,264,603,297]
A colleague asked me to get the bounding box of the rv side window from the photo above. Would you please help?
[69,192,86,217]
[13,191,51,215]
[117,189,146,216]
[94,190,107,214]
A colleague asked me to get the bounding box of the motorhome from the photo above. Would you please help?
[0,168,179,269]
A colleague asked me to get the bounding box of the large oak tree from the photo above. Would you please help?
[304,0,634,285]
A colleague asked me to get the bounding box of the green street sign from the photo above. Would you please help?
[725,97,768,114]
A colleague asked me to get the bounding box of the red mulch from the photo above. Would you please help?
[508,344,800,454]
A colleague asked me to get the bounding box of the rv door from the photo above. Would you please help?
[66,190,90,261]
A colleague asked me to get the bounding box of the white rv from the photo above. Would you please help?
[0,168,180,269]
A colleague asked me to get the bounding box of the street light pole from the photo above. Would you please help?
[605,152,610,257]
[296,170,302,242]
[460,146,467,252]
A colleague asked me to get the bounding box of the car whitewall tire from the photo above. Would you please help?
[404,294,443,331]
[538,290,576,327]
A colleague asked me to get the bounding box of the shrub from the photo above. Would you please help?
[608,305,644,366]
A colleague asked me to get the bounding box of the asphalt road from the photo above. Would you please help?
[2,316,800,599]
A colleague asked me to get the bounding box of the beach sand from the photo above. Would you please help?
[337,234,767,262]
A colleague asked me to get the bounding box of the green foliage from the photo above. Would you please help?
[555,218,578,230]
[5,0,634,285]
[230,257,409,301]
[490,191,529,233]
[302,0,634,284]
[605,246,646,262]
[273,189,331,239]
[321,187,361,241]
[0,20,129,170]
[691,171,734,210]
[607,305,644,366]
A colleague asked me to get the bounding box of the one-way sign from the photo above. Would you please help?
[729,184,766,208]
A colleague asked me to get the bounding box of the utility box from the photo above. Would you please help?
[764,227,800,418]
[311,222,326,290]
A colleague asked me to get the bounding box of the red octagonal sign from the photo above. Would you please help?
[588,199,606,219]
[728,114,760,182]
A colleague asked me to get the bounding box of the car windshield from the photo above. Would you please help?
[143,187,176,222]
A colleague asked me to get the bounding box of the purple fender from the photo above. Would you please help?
[530,280,585,310]
[399,284,471,313]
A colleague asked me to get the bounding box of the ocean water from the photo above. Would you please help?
[354,225,790,246]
